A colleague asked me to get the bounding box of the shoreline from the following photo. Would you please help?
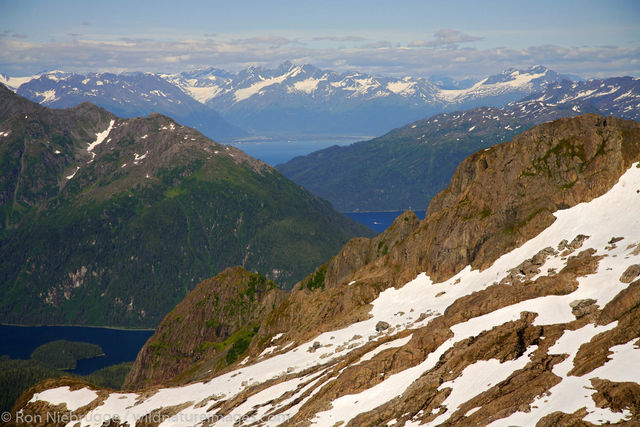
[0,323,155,332]
[342,209,427,214]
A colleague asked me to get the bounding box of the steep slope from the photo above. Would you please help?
[124,267,286,390]
[9,72,245,141]
[277,77,639,211]
[13,115,640,426]
[0,87,373,327]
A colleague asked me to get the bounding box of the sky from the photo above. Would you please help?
[1,0,639,79]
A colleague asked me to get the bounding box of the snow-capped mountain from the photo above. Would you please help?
[1,64,573,137]
[2,64,635,138]
[161,63,570,134]
[276,76,638,212]
[13,115,640,426]
[1,71,245,140]
[520,76,640,121]
[163,61,442,106]
[437,65,568,105]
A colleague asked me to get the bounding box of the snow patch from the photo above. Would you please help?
[65,166,80,180]
[387,80,416,95]
[30,386,97,411]
[291,77,324,94]
[87,120,115,152]
[359,335,413,363]
[35,89,58,104]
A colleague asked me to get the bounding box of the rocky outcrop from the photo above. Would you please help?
[250,115,640,349]
[124,267,285,390]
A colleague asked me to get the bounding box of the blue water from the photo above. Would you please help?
[229,135,369,166]
[0,325,153,375]
[345,210,426,233]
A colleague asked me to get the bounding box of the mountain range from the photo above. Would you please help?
[2,64,578,140]
[278,76,640,211]
[13,114,640,426]
[0,86,373,328]
[0,71,245,141]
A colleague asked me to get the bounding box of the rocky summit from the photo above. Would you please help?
[12,115,640,425]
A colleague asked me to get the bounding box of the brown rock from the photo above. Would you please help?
[620,264,640,283]
[590,378,640,420]
[124,266,285,389]
[376,321,391,332]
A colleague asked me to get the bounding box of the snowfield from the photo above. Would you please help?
[26,163,640,426]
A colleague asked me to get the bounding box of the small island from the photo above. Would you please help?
[30,340,105,371]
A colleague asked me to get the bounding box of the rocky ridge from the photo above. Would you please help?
[12,115,640,426]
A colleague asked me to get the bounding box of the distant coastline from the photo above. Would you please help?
[0,323,155,332]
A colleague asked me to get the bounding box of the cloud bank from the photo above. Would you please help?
[0,29,637,79]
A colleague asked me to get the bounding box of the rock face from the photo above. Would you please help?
[13,115,640,426]
[124,267,285,390]
[0,87,373,327]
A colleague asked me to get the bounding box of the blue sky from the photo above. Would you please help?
[1,0,638,78]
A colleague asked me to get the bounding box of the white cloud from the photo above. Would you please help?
[0,33,637,79]
[410,29,483,49]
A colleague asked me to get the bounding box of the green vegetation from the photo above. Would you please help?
[303,264,327,291]
[0,91,373,328]
[84,362,133,390]
[277,107,543,211]
[0,357,63,413]
[0,355,133,414]
[31,340,104,371]
[225,325,259,365]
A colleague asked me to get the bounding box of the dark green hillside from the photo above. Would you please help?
[277,103,585,211]
[0,86,373,327]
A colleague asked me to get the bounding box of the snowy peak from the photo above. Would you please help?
[437,65,568,103]
[484,65,556,85]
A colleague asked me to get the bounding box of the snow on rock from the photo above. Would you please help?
[29,387,98,411]
[24,162,640,426]
[291,77,324,94]
[0,74,40,90]
[34,89,58,104]
[438,69,548,103]
[430,345,537,425]
[65,166,80,180]
[234,71,293,102]
[488,323,634,426]
[359,335,413,363]
[185,85,224,103]
[87,120,115,152]
[387,78,417,96]
[133,151,148,164]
